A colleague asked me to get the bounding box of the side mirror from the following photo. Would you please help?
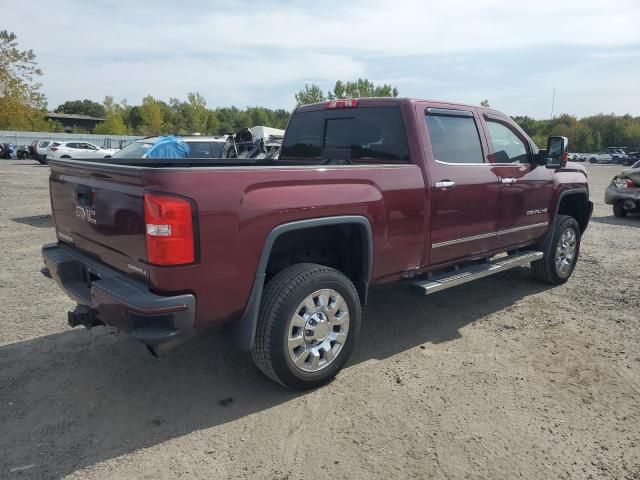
[545,136,568,169]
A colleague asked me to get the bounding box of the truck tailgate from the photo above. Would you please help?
[49,160,148,279]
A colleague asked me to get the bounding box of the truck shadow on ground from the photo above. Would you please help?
[10,214,53,228]
[0,268,551,478]
[590,214,640,229]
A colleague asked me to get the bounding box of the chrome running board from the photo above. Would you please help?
[412,250,544,295]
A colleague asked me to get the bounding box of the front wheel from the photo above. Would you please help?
[252,263,361,390]
[531,215,581,285]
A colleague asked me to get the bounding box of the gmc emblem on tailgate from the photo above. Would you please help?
[75,205,97,224]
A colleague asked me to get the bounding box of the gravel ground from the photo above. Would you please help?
[1,160,639,480]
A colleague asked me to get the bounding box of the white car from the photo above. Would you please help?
[47,141,117,160]
[588,152,616,164]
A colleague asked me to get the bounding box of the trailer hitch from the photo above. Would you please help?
[67,305,103,329]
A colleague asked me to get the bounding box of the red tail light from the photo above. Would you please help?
[144,193,195,265]
[326,99,359,109]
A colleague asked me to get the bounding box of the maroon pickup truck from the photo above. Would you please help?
[42,98,592,389]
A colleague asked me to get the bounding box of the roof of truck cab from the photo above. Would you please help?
[295,97,508,118]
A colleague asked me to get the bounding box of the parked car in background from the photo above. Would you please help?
[605,160,640,217]
[16,145,30,160]
[622,152,640,166]
[47,142,117,161]
[569,153,587,162]
[589,152,617,164]
[35,140,53,164]
[112,135,228,159]
[0,143,15,159]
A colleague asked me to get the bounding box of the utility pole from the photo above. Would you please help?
[550,87,556,119]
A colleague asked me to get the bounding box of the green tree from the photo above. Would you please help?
[0,30,49,130]
[184,92,209,133]
[480,99,490,107]
[139,95,164,135]
[55,99,106,118]
[327,78,399,100]
[93,96,128,134]
[295,84,326,105]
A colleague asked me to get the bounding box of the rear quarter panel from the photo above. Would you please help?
[145,165,426,327]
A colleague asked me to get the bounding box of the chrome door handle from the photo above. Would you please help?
[501,177,517,185]
[435,180,456,189]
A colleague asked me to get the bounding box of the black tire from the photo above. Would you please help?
[251,263,361,390]
[613,201,628,218]
[531,215,581,285]
[589,157,597,164]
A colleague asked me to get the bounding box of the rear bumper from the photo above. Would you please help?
[42,243,196,350]
[604,184,640,205]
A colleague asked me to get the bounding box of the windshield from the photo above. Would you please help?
[633,160,640,169]
[281,106,410,163]
[112,141,154,158]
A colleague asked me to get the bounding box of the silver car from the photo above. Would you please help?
[605,160,640,217]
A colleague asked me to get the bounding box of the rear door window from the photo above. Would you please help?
[425,112,484,164]
[280,107,410,163]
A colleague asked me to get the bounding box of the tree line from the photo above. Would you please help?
[57,94,291,136]
[1,29,639,151]
[514,114,640,152]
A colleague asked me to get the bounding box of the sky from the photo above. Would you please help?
[5,0,640,118]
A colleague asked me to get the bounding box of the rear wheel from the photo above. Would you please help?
[613,201,628,218]
[252,263,361,390]
[532,215,581,285]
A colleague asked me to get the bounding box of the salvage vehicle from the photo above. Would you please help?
[46,141,117,161]
[605,160,640,217]
[41,98,593,390]
[113,135,228,159]
[222,127,284,160]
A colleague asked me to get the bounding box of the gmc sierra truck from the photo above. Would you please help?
[42,98,593,390]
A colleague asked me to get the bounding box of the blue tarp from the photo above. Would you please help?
[143,136,190,159]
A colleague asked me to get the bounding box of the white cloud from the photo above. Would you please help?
[4,0,640,114]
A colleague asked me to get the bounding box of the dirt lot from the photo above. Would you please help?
[1,160,639,479]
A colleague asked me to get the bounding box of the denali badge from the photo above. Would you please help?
[75,205,96,224]
[526,208,548,216]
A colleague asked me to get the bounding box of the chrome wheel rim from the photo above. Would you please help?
[555,227,577,277]
[286,289,350,373]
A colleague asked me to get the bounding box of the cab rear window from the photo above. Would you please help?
[281,107,410,163]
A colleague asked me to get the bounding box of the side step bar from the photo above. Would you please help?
[412,250,544,295]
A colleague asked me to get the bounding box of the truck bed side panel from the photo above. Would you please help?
[144,165,426,327]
